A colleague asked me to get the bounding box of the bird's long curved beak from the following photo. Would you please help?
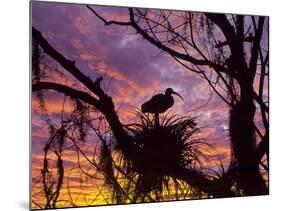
[172,91,184,101]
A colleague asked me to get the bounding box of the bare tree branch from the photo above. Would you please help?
[249,17,265,78]
[255,132,269,165]
[86,7,231,75]
[204,13,236,50]
[162,166,233,197]
[33,82,100,108]
[32,27,105,99]
[86,5,131,26]
[32,27,135,162]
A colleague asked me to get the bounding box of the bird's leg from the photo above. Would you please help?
[154,113,160,127]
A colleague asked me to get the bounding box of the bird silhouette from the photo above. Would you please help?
[141,88,183,125]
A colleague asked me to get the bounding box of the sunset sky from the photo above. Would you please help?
[31,1,267,209]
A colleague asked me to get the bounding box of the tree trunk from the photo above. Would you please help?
[229,82,267,195]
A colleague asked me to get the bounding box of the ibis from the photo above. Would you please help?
[141,88,184,125]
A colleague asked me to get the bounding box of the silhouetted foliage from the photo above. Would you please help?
[31,5,269,208]
[128,113,200,170]
[87,6,269,196]
[126,113,203,201]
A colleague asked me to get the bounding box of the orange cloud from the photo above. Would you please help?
[90,60,160,98]
[79,53,96,62]
[32,97,74,114]
[72,16,89,35]
[70,37,84,50]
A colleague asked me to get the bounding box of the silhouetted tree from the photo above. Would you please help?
[31,6,269,208]
[87,7,269,195]
[32,25,232,208]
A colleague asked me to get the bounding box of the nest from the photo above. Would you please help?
[97,112,206,202]
[124,112,203,199]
